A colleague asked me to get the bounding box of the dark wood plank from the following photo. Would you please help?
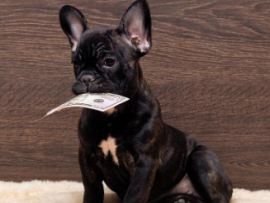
[0,0,269,190]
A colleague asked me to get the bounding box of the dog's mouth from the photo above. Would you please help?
[72,80,100,95]
[72,79,118,95]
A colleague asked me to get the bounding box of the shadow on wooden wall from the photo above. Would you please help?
[0,0,269,190]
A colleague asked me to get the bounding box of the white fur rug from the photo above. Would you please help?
[0,181,269,203]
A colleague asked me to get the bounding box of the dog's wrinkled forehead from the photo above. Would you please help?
[74,27,135,65]
[77,28,115,58]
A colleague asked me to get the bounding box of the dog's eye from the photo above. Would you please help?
[73,62,83,69]
[74,64,79,69]
[103,58,116,68]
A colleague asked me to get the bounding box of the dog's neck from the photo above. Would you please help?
[121,62,156,108]
[122,61,146,99]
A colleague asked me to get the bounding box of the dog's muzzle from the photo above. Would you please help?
[72,73,102,95]
[80,74,96,83]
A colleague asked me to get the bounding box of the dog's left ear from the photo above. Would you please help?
[118,0,152,56]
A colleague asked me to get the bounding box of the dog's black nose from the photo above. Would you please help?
[80,74,96,83]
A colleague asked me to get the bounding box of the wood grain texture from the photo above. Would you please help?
[0,0,269,190]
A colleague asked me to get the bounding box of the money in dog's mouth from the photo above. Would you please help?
[44,93,129,117]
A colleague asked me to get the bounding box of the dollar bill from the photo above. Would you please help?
[46,93,129,116]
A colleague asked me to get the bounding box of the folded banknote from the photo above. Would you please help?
[46,93,129,116]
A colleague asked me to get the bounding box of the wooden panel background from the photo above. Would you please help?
[0,0,269,190]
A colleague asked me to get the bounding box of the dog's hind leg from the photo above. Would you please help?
[186,145,233,203]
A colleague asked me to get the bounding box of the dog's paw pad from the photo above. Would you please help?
[175,199,185,203]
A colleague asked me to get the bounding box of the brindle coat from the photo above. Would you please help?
[59,0,233,202]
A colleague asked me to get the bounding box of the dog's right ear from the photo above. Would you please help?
[59,5,87,52]
[118,0,151,56]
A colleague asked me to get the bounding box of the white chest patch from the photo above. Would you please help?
[99,136,119,165]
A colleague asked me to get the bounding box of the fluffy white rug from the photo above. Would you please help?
[0,181,269,203]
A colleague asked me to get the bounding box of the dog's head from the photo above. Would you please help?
[59,0,151,97]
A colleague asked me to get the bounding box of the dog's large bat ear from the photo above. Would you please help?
[59,5,87,52]
[118,0,152,56]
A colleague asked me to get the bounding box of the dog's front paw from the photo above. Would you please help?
[83,195,103,203]
[174,199,187,203]
[83,200,103,203]
[156,195,204,203]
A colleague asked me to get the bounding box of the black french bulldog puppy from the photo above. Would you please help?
[59,0,233,203]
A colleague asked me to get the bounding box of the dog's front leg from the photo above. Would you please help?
[124,155,159,203]
[79,148,104,203]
